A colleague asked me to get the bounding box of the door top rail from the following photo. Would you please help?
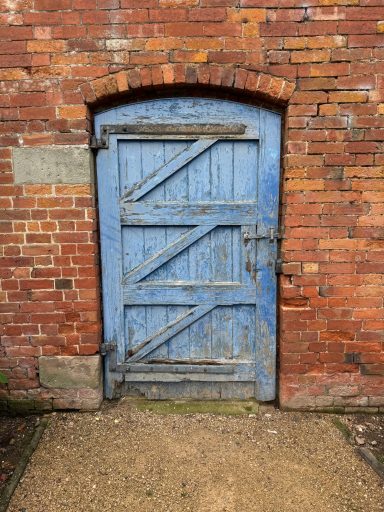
[90,123,254,149]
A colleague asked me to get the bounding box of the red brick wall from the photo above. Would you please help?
[0,0,384,411]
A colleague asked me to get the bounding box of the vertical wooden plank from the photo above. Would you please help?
[96,134,124,398]
[233,141,258,361]
[120,141,147,358]
[255,109,281,401]
[141,141,168,359]
[210,141,233,359]
[188,145,212,359]
[118,140,142,195]
[164,141,191,359]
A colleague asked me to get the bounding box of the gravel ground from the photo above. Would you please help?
[8,399,384,512]
[342,415,384,463]
[0,415,37,492]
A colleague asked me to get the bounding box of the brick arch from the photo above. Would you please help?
[79,64,296,109]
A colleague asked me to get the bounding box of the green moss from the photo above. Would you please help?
[314,407,346,414]
[332,417,352,441]
[7,399,36,415]
[133,399,259,416]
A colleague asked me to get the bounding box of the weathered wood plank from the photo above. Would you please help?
[127,304,215,362]
[141,140,169,359]
[94,98,260,140]
[121,139,217,202]
[123,282,256,305]
[210,141,234,360]
[120,201,258,225]
[103,122,246,136]
[254,108,281,401]
[96,134,125,397]
[120,141,147,358]
[123,363,257,382]
[188,146,212,358]
[234,141,258,362]
[164,141,191,360]
[144,359,230,366]
[122,363,234,374]
[124,225,217,284]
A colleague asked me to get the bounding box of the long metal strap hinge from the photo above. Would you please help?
[90,122,248,151]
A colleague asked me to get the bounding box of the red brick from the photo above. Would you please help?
[0,26,33,40]
[349,34,384,47]
[0,1,382,411]
[339,20,378,34]
[346,6,384,20]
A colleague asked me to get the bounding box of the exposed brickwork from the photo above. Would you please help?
[0,0,384,410]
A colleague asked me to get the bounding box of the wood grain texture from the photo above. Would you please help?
[124,363,257,383]
[120,201,258,225]
[123,283,257,305]
[123,225,217,284]
[121,139,217,202]
[254,108,281,401]
[127,305,215,362]
[96,135,125,398]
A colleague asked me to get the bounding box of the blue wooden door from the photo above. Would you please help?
[95,98,281,400]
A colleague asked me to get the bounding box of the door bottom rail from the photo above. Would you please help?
[119,361,257,382]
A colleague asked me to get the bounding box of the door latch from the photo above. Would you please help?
[243,227,283,244]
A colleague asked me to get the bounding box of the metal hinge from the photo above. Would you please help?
[243,227,283,243]
[90,134,108,151]
[100,342,117,356]
[275,259,283,274]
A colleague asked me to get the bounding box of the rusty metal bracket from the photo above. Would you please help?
[275,259,283,274]
[100,342,116,356]
[101,342,117,371]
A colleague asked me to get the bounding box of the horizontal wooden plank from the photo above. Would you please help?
[127,304,215,362]
[124,225,216,284]
[123,363,256,382]
[123,282,256,305]
[121,140,217,202]
[144,358,233,365]
[120,202,257,225]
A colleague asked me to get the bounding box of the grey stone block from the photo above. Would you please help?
[39,355,102,390]
[13,146,94,184]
